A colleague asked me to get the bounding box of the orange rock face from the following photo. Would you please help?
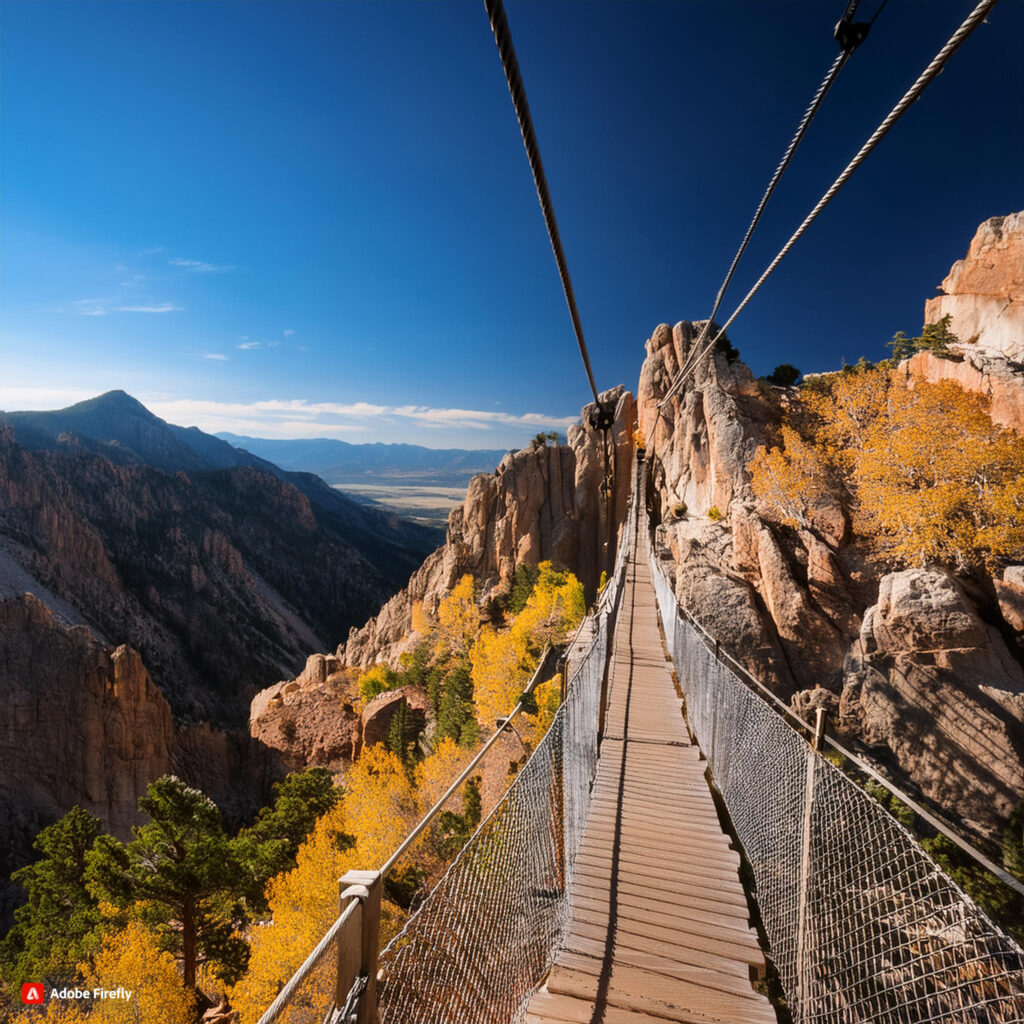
[924,211,1024,366]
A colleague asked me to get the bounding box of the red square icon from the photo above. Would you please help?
[21,983,44,1004]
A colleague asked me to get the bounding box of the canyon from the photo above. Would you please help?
[2,212,1021,931]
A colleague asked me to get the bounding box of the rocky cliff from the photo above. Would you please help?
[335,386,635,671]
[0,593,172,921]
[901,212,1024,435]
[0,426,419,724]
[636,216,1024,838]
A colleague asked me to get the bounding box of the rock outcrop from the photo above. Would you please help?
[923,212,1024,366]
[361,687,430,752]
[841,570,1024,834]
[0,593,173,919]
[906,211,1024,434]
[248,653,362,771]
[336,387,635,670]
[637,292,1024,835]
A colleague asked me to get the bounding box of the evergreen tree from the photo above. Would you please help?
[436,663,473,744]
[386,701,419,767]
[86,776,249,989]
[233,768,340,915]
[767,363,802,387]
[0,807,103,988]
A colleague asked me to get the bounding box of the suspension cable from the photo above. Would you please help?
[660,0,999,408]
[484,0,602,406]
[682,0,871,389]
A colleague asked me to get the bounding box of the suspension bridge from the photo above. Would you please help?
[255,0,1023,1020]
[256,458,1024,1024]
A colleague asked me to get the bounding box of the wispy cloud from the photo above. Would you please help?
[202,353,228,362]
[283,328,295,337]
[139,246,166,256]
[115,303,183,314]
[237,341,262,350]
[169,257,236,274]
[49,298,182,316]
[142,396,577,439]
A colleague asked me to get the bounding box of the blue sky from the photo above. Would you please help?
[2,0,1021,448]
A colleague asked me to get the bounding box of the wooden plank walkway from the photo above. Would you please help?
[526,534,776,1024]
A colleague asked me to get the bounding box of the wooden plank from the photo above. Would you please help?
[527,542,774,1024]
[545,964,778,1024]
[569,877,753,924]
[553,949,764,1002]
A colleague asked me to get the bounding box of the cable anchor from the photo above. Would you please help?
[588,404,616,433]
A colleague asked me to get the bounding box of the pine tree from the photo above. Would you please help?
[86,776,248,989]
[0,807,103,988]
[386,700,418,766]
[436,663,473,744]
[233,768,340,915]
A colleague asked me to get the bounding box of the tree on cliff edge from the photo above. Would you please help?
[86,776,249,989]
[0,807,103,988]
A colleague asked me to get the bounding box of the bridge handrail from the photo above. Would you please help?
[255,896,360,1024]
[646,499,1024,1023]
[254,475,636,1024]
[652,547,1024,897]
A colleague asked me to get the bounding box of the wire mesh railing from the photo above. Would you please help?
[376,495,633,1024]
[647,521,1024,1024]
[253,477,634,1024]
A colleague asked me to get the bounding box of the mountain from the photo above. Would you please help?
[0,393,444,724]
[2,390,441,556]
[216,433,507,487]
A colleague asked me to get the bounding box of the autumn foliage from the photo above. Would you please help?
[750,365,1024,571]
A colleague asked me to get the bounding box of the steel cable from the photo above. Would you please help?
[660,0,1000,408]
[679,45,852,393]
[484,0,601,406]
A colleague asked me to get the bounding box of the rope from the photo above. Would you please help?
[660,0,1000,408]
[679,41,853,393]
[484,0,602,406]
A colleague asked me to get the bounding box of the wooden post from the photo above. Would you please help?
[339,869,382,1024]
[812,707,826,751]
[596,611,612,746]
[795,711,825,1017]
[336,880,364,1018]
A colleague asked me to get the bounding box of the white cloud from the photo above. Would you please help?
[237,341,261,350]
[115,303,183,314]
[169,257,236,273]
[0,387,579,445]
[283,328,295,337]
[141,396,577,438]
[139,246,167,255]
[202,353,228,362]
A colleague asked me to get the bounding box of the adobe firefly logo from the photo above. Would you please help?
[21,983,44,1004]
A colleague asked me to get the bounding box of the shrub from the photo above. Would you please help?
[767,364,802,387]
[707,505,724,522]
[671,502,687,519]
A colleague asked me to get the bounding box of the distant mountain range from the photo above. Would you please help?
[0,391,442,724]
[217,433,506,487]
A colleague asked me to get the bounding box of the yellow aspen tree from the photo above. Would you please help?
[434,575,479,659]
[27,920,196,1024]
[413,738,471,814]
[852,378,1024,569]
[229,798,406,1023]
[342,746,420,869]
[749,425,830,530]
[470,625,531,729]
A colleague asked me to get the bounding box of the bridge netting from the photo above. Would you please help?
[255,462,1024,1024]
[647,517,1024,1024]
[375,495,634,1024]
